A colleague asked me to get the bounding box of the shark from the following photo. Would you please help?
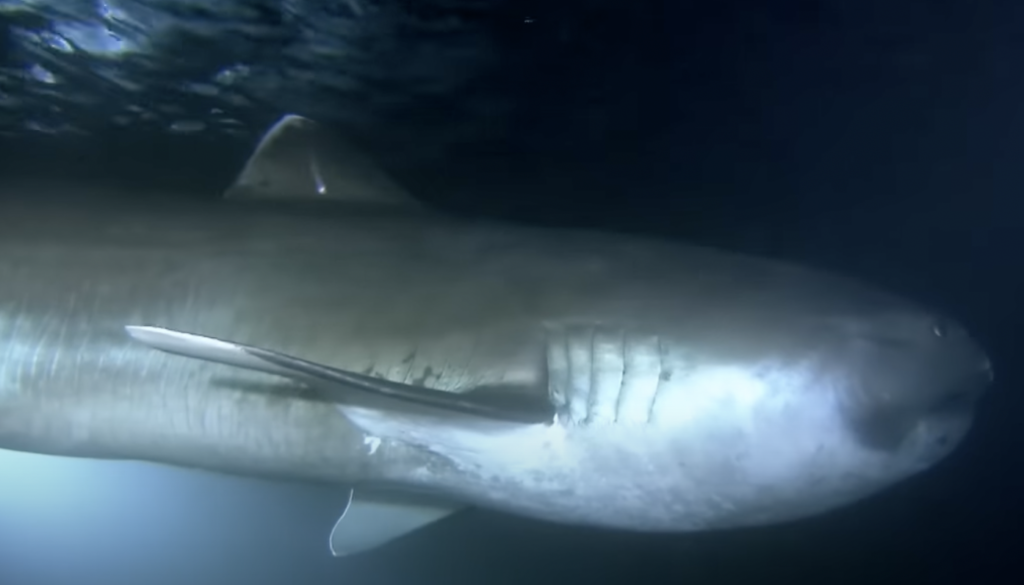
[0,114,992,556]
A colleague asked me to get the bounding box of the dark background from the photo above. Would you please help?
[0,1,1020,583]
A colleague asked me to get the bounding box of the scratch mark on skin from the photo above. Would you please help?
[399,350,417,385]
[648,336,667,425]
[456,331,482,392]
[617,332,627,424]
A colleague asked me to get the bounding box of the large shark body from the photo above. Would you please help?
[0,116,991,556]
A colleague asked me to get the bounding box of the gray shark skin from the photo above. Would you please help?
[0,115,992,556]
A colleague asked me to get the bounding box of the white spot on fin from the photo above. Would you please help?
[223,113,419,208]
[363,435,382,455]
[330,488,461,557]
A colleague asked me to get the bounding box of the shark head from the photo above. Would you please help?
[831,308,990,463]
[606,271,994,528]
[699,293,991,524]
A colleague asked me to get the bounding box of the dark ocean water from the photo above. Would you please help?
[0,1,1020,584]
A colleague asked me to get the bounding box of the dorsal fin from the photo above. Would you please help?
[223,114,419,208]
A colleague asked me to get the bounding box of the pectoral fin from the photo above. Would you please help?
[331,489,461,557]
[125,325,555,424]
[125,325,287,377]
